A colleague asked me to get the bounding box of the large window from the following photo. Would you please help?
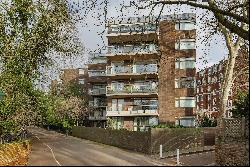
[175,77,195,88]
[175,57,195,69]
[175,39,196,50]
[175,97,196,108]
[111,117,124,129]
[175,21,195,30]
[112,99,125,111]
[176,117,195,127]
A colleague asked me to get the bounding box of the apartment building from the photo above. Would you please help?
[87,53,108,128]
[104,13,197,130]
[196,46,249,118]
[50,68,88,96]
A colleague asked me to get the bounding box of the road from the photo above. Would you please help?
[27,127,172,166]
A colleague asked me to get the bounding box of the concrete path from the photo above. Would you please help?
[27,127,172,166]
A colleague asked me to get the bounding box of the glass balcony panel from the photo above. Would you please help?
[107,44,158,55]
[88,71,106,77]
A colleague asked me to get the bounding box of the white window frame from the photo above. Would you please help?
[175,97,196,108]
[175,57,195,69]
[175,39,196,50]
[175,21,195,30]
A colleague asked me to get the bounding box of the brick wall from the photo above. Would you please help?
[215,118,249,166]
[72,127,151,153]
[158,21,196,123]
[72,127,215,155]
[150,128,204,155]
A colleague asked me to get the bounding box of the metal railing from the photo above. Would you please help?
[106,64,158,75]
[107,23,157,34]
[88,116,106,120]
[106,106,158,116]
[88,71,106,77]
[89,101,107,107]
[107,44,158,55]
[106,85,158,95]
[89,88,106,95]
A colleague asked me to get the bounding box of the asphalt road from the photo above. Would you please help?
[27,127,172,166]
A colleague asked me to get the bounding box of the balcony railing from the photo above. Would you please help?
[88,116,106,120]
[106,64,158,75]
[89,101,107,107]
[106,84,158,95]
[107,44,158,55]
[88,58,107,64]
[89,88,106,95]
[107,23,157,34]
[106,106,158,116]
[88,71,106,77]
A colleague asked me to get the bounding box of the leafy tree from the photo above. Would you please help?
[199,115,217,127]
[0,0,82,140]
[231,91,249,119]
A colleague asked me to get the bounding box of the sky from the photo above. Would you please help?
[38,0,229,90]
[73,0,228,69]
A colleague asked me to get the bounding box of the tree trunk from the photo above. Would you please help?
[217,24,242,126]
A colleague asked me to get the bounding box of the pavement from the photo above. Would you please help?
[27,127,215,166]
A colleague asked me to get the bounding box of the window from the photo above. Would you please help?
[78,79,85,84]
[200,95,203,101]
[176,117,195,127]
[175,21,195,30]
[202,78,206,85]
[79,69,85,75]
[110,25,119,33]
[112,99,124,111]
[175,39,195,50]
[208,86,211,92]
[208,94,211,101]
[196,96,199,102]
[112,117,124,129]
[175,97,196,108]
[208,76,211,84]
[175,57,195,69]
[197,87,199,93]
[175,77,195,88]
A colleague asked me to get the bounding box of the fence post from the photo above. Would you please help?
[242,117,245,137]
[177,149,180,165]
[160,144,163,158]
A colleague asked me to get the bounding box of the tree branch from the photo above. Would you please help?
[152,0,249,24]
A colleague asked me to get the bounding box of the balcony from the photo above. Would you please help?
[106,84,158,96]
[89,101,107,108]
[106,44,158,56]
[88,116,106,120]
[106,106,158,117]
[89,88,106,95]
[88,70,106,77]
[107,23,158,35]
[88,53,107,64]
[106,64,158,78]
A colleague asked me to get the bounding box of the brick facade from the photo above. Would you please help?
[158,20,196,124]
[196,46,249,118]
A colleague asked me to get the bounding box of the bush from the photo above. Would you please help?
[152,124,185,128]
[231,91,249,119]
[199,116,217,127]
